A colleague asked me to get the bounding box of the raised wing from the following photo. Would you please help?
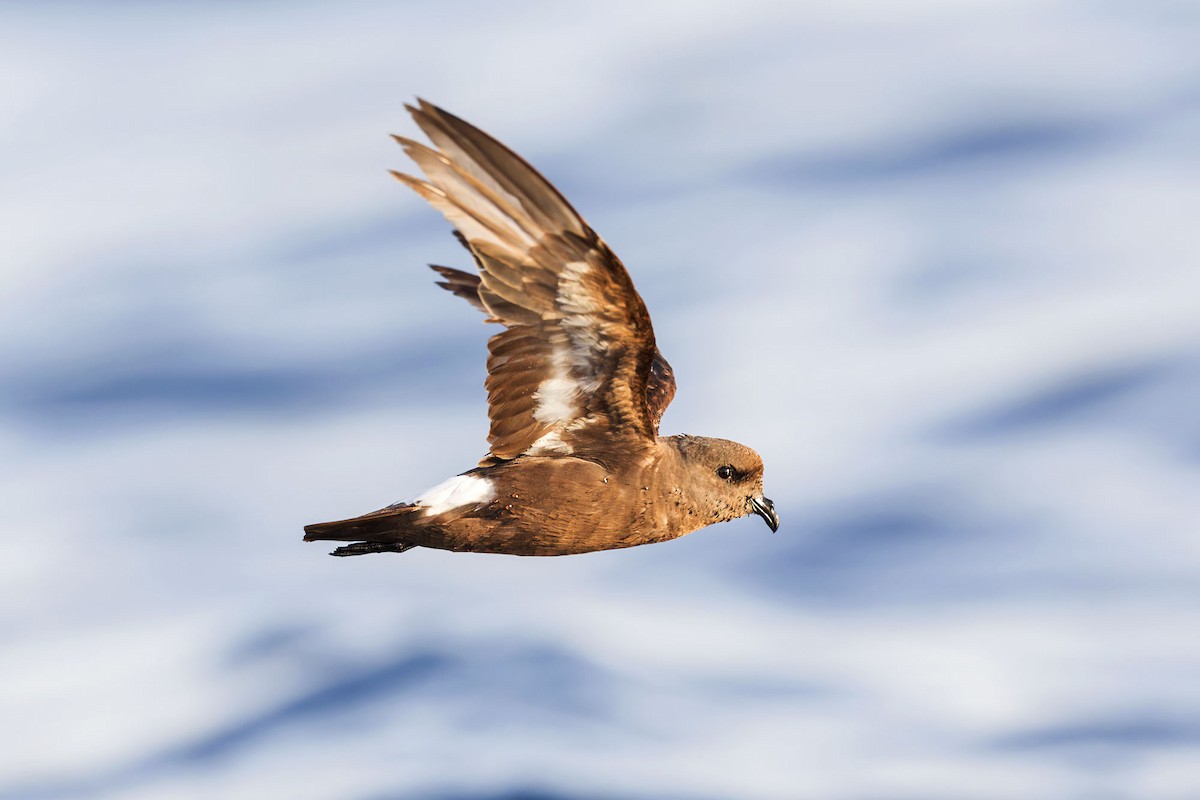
[429,263,676,432]
[392,100,675,461]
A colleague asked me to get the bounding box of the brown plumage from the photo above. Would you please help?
[304,100,777,557]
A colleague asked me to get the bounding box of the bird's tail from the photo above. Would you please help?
[303,504,426,557]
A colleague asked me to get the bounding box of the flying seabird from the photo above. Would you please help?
[304,100,778,557]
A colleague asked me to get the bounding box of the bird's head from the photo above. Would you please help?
[667,435,779,533]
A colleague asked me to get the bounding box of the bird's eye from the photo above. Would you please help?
[716,465,737,481]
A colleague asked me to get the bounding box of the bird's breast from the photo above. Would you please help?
[452,454,691,555]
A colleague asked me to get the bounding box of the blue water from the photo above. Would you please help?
[3,2,1199,798]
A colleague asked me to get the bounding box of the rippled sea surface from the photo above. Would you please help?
[3,2,1199,798]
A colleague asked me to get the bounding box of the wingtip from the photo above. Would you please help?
[389,169,433,192]
[407,98,442,124]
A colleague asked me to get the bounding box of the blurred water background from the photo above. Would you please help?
[2,2,1199,798]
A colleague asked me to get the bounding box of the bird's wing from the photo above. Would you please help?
[392,99,675,461]
[427,263,676,434]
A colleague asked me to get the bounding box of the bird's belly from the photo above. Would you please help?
[438,458,685,556]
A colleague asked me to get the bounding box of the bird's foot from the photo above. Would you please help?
[329,542,417,557]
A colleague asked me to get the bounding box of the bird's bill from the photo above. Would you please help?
[750,495,780,533]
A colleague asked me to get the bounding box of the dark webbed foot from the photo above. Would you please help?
[330,542,418,557]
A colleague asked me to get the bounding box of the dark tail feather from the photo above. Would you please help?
[304,504,424,557]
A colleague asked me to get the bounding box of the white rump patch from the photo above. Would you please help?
[414,474,495,517]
